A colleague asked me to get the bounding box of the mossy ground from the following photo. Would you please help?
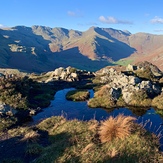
[66,89,90,101]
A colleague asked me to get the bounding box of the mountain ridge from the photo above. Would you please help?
[0,25,163,72]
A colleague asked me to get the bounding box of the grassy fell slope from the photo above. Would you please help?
[1,116,162,162]
[1,26,163,72]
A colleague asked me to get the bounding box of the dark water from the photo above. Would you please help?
[32,88,163,150]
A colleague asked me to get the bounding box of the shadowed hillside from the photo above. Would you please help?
[0,26,163,72]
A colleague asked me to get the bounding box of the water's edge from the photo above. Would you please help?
[31,88,163,150]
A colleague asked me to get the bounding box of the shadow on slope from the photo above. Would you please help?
[0,26,52,72]
[51,47,113,72]
[94,28,136,60]
[0,128,50,163]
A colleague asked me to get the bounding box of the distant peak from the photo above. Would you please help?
[12,26,31,31]
[13,25,28,29]
[122,30,131,35]
[88,26,99,31]
[32,25,52,30]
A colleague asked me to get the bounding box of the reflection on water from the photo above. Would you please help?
[32,88,163,150]
[32,88,132,123]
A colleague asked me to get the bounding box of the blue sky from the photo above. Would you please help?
[0,0,163,34]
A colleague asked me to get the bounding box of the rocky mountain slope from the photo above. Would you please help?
[0,25,163,72]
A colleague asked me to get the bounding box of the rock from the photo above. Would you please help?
[100,76,110,83]
[0,103,17,115]
[119,75,129,85]
[128,76,141,85]
[29,109,36,115]
[70,72,78,78]
[96,66,162,104]
[66,66,72,74]
[126,64,137,71]
[140,81,152,88]
[60,71,67,80]
[53,67,64,76]
[109,87,121,101]
[136,61,163,78]
[45,66,79,82]
[122,90,133,104]
[152,84,161,95]
[6,111,14,116]
[101,68,110,74]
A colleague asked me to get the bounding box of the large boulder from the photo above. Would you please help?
[53,67,64,76]
[126,64,137,71]
[122,90,133,104]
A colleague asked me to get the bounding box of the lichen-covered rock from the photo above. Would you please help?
[126,64,137,71]
[53,67,64,76]
[45,66,79,83]
[95,65,162,105]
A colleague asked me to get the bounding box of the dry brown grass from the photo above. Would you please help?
[152,93,163,109]
[81,143,94,154]
[99,114,136,143]
[108,147,118,158]
[95,85,110,97]
[21,130,40,142]
[88,85,116,108]
[4,116,162,162]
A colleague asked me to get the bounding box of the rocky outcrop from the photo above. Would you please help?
[135,61,163,77]
[96,65,162,104]
[45,67,79,83]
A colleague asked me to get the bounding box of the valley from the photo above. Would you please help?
[1,26,163,72]
[1,25,163,162]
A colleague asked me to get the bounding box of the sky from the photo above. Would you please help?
[1,0,163,34]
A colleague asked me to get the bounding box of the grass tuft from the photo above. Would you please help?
[99,114,136,143]
[21,130,40,142]
[1,116,163,162]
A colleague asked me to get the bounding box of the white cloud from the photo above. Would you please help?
[67,10,83,17]
[144,13,150,17]
[67,11,76,17]
[99,16,132,24]
[150,16,163,24]
[0,24,4,28]
[154,29,163,32]
[86,22,98,26]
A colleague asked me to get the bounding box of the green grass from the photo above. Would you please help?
[66,89,90,101]
[35,116,163,163]
[0,117,18,133]
[25,143,43,155]
[129,90,152,107]
[0,116,162,162]
[156,109,163,117]
[152,93,163,109]
[88,85,124,109]
[88,85,153,109]
[114,59,134,66]
[135,67,156,81]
